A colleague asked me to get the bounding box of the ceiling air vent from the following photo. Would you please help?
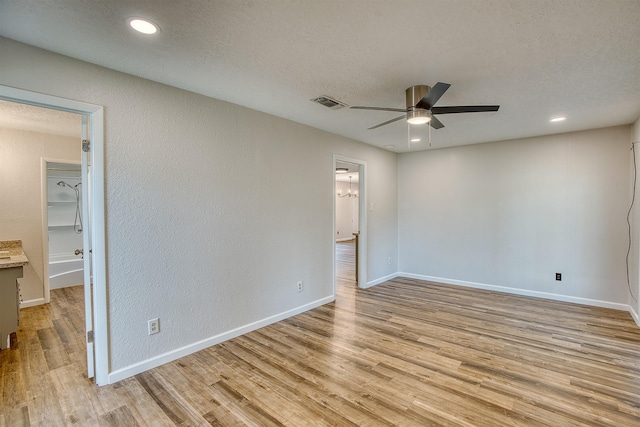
[311,95,348,110]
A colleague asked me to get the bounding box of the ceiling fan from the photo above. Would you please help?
[351,83,500,130]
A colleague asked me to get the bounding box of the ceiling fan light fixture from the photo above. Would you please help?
[406,108,431,125]
[407,117,431,125]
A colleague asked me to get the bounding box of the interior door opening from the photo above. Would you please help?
[335,161,360,286]
[0,86,106,384]
[334,156,365,297]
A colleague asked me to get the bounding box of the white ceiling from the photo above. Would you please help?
[1,0,639,152]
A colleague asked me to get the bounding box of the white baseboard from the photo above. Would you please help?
[630,303,640,327]
[107,295,335,384]
[20,297,45,308]
[363,273,399,289]
[398,272,630,312]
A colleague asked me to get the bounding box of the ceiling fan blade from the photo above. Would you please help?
[368,115,405,130]
[431,105,500,114]
[429,115,445,129]
[351,106,407,113]
[416,82,451,109]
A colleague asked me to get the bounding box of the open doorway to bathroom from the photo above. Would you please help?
[335,160,361,289]
[0,85,107,384]
[0,99,87,361]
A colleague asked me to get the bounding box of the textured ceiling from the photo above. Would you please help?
[1,0,639,152]
[0,100,80,137]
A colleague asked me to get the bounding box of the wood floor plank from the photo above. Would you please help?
[209,345,353,426]
[36,327,70,371]
[50,364,102,425]
[135,371,199,425]
[1,242,639,426]
[23,373,68,427]
[109,377,176,427]
[99,404,139,426]
[0,405,29,427]
[222,338,394,426]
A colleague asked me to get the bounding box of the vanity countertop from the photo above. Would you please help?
[0,240,29,269]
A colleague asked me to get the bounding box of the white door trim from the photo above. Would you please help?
[81,116,95,379]
[333,155,367,294]
[0,85,109,386]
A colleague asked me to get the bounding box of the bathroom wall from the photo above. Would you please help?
[0,126,80,304]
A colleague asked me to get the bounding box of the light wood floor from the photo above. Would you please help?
[2,242,640,426]
[336,239,356,282]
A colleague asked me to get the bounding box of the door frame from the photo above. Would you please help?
[0,85,109,386]
[333,155,367,294]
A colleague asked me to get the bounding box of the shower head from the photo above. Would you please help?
[57,181,82,192]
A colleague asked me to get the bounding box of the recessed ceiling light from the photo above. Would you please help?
[550,117,566,122]
[410,138,421,142]
[128,17,159,35]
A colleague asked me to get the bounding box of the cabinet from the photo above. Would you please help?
[0,266,22,350]
[0,240,28,350]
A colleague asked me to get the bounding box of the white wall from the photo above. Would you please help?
[399,126,631,308]
[0,127,79,304]
[0,37,398,377]
[335,181,358,240]
[630,115,640,323]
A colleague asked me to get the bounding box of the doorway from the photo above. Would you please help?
[333,156,366,296]
[0,85,107,385]
[42,160,83,294]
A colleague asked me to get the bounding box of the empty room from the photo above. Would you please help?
[1,1,639,426]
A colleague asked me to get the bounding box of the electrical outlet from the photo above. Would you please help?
[297,281,303,292]
[388,257,392,265]
[555,273,562,281]
[148,318,159,335]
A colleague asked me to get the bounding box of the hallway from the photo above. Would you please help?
[335,239,356,283]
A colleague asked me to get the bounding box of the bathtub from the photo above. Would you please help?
[49,254,84,289]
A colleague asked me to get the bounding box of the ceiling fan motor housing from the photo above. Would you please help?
[406,85,430,109]
[406,85,431,123]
